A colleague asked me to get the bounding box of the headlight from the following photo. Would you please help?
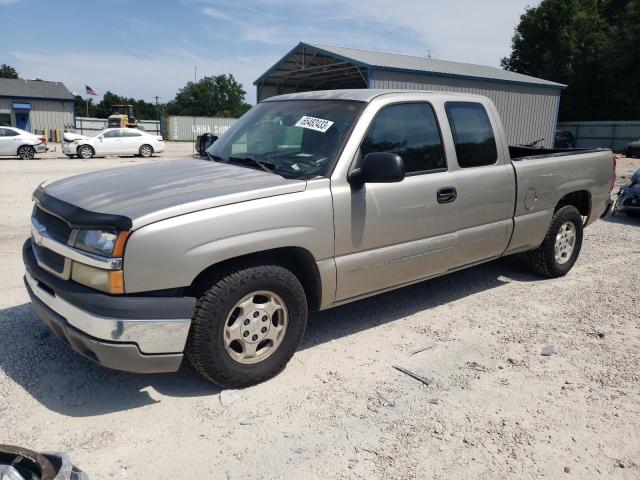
[74,229,128,257]
[72,262,124,294]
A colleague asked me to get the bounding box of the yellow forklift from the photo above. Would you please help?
[107,105,138,128]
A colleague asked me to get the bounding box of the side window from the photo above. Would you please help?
[0,128,18,137]
[103,130,120,138]
[360,103,446,174]
[445,102,497,168]
[122,130,141,137]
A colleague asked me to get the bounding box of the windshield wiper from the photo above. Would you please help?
[204,151,223,162]
[227,156,277,174]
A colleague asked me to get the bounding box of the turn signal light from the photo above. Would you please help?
[108,270,125,294]
[113,231,131,257]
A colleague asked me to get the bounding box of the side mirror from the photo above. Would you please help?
[98,136,103,141]
[348,152,405,184]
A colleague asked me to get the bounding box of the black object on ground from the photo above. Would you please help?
[392,365,432,386]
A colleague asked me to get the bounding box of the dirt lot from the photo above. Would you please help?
[0,152,639,479]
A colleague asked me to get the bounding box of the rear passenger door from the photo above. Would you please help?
[0,128,19,155]
[120,130,143,154]
[332,102,460,302]
[444,101,516,265]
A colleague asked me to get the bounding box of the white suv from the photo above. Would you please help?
[0,127,47,159]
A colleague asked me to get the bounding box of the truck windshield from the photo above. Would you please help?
[206,100,363,178]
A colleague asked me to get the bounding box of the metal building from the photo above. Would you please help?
[255,42,566,147]
[0,78,74,133]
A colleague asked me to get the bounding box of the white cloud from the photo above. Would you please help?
[201,7,231,21]
[0,0,22,5]
[202,0,537,66]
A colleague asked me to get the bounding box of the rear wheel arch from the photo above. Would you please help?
[556,190,591,222]
[17,144,36,159]
[186,247,322,311]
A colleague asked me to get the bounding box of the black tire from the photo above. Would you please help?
[527,205,583,278]
[0,444,56,480]
[139,144,153,157]
[17,145,36,160]
[187,263,308,388]
[77,145,94,159]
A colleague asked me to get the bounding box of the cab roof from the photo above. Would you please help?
[262,88,488,103]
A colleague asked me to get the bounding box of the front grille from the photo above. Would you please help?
[623,195,640,207]
[33,205,71,244]
[33,242,65,273]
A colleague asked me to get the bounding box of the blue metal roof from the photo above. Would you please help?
[255,42,566,90]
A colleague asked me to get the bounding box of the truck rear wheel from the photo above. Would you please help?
[187,263,308,388]
[527,205,583,278]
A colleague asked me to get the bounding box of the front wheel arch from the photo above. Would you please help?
[77,144,95,159]
[186,247,322,312]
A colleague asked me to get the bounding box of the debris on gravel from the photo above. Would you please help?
[219,390,241,407]
[392,365,433,386]
[541,345,556,356]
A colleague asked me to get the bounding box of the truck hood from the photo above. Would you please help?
[42,159,307,228]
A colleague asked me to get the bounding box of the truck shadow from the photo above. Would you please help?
[0,303,219,417]
[0,255,538,417]
[302,254,538,350]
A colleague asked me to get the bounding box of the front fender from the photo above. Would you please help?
[122,180,335,295]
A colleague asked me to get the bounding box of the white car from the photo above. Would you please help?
[62,128,165,159]
[0,126,47,159]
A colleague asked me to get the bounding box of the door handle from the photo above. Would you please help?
[437,187,457,204]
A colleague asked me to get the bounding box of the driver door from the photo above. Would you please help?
[332,102,460,302]
[99,129,123,154]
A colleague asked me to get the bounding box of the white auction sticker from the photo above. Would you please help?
[295,116,334,133]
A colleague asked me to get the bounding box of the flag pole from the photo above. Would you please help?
[85,95,89,117]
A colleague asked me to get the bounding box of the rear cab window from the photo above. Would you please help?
[360,102,446,175]
[445,102,497,168]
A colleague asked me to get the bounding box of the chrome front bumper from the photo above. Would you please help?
[23,240,196,373]
[25,271,191,354]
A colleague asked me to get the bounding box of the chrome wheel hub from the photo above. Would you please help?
[554,221,576,264]
[223,290,288,365]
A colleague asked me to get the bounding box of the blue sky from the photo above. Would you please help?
[0,0,539,104]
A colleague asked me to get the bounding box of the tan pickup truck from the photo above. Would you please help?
[24,90,615,387]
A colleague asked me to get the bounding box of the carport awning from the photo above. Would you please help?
[254,44,368,94]
[12,102,32,110]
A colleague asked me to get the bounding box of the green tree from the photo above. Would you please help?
[94,91,159,120]
[0,64,19,79]
[74,95,97,117]
[502,0,640,120]
[165,74,252,117]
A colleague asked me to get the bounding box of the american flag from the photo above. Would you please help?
[85,85,98,96]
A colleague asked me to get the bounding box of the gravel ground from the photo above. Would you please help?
[0,153,639,479]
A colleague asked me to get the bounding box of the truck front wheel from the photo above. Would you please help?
[186,263,308,388]
[527,205,583,278]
